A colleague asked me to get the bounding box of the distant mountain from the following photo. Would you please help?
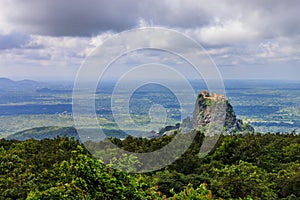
[0,78,15,89]
[6,126,80,141]
[0,77,42,92]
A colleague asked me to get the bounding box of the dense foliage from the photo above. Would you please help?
[0,132,299,199]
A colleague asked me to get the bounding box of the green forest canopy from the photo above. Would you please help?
[0,131,299,200]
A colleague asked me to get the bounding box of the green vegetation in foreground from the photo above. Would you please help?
[1,132,299,199]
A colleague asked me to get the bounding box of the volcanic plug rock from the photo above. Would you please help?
[182,90,254,135]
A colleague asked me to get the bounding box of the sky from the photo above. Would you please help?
[0,0,300,81]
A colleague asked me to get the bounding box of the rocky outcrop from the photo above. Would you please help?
[181,90,254,135]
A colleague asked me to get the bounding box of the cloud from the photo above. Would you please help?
[0,33,30,49]
[0,0,299,80]
[232,0,300,38]
[0,31,116,80]
[184,20,259,46]
[0,0,299,64]
[0,0,144,36]
[0,0,212,37]
[1,0,299,40]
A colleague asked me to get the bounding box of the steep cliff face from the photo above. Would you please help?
[187,90,254,135]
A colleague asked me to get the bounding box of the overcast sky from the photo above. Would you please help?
[0,0,299,81]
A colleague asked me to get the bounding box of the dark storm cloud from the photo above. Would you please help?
[3,0,139,36]
[1,0,211,36]
[1,0,299,40]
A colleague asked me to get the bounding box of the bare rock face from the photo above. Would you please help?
[184,90,254,135]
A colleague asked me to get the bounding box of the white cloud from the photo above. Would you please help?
[194,20,259,45]
[0,0,299,80]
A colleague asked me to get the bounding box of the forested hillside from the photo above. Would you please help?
[1,132,299,199]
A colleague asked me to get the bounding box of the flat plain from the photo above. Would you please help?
[0,79,299,138]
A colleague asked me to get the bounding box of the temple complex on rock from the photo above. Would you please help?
[200,90,226,101]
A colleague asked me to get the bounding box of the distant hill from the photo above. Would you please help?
[5,126,129,141]
[6,126,79,141]
[0,77,42,92]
